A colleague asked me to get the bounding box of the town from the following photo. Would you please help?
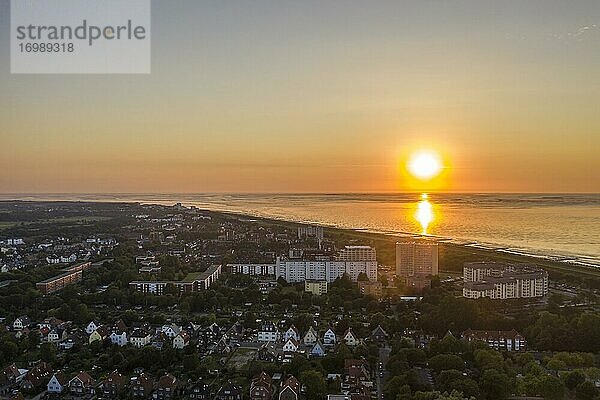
[0,201,599,400]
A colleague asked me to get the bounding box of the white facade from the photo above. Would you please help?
[130,331,152,348]
[227,263,276,276]
[47,374,65,393]
[85,321,99,335]
[161,325,181,338]
[276,259,376,283]
[172,333,189,349]
[323,329,336,346]
[343,329,359,346]
[282,338,299,353]
[13,316,30,330]
[110,332,128,347]
[258,322,280,342]
[462,262,548,300]
[283,326,301,342]
[303,327,318,345]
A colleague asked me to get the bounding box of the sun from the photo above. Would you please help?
[407,150,442,180]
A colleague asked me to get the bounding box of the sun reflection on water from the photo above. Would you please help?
[415,193,434,235]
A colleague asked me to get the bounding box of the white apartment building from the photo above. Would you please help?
[462,262,548,299]
[396,241,439,277]
[276,246,377,283]
[227,263,276,276]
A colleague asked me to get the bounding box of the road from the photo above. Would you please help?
[376,346,392,400]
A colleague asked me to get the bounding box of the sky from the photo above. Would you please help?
[0,0,599,193]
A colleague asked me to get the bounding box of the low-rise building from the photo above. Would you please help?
[100,370,125,399]
[304,280,328,295]
[69,371,95,397]
[258,321,280,342]
[462,329,526,351]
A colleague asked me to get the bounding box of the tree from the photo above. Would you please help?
[384,375,410,400]
[564,370,586,391]
[474,349,504,370]
[438,370,479,398]
[39,343,56,363]
[480,369,510,400]
[428,354,464,373]
[575,381,597,400]
[357,272,370,282]
[300,370,326,400]
[183,354,200,372]
[538,375,564,400]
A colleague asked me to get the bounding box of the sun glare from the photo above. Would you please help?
[408,151,442,180]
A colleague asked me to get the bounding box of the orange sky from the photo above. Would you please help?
[0,1,598,193]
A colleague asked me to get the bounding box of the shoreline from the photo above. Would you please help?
[2,198,600,280]
[193,205,600,280]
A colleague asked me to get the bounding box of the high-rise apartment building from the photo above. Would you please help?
[395,241,439,277]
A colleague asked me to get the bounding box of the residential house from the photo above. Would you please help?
[89,325,110,344]
[100,370,125,398]
[323,328,336,346]
[152,332,169,350]
[216,381,242,400]
[202,323,221,343]
[224,321,244,343]
[343,328,359,346]
[20,362,51,392]
[161,324,181,338]
[48,326,68,343]
[173,332,190,349]
[303,326,318,345]
[152,373,177,399]
[279,376,300,400]
[69,371,95,397]
[85,321,100,335]
[343,359,372,394]
[12,316,31,331]
[130,328,152,348]
[310,341,326,357]
[1,364,26,395]
[250,372,272,400]
[131,373,153,398]
[47,371,69,394]
[186,379,211,399]
[257,343,278,363]
[282,338,300,353]
[282,326,301,342]
[110,331,128,347]
[38,317,64,331]
[371,325,388,343]
[46,255,61,264]
[258,321,280,342]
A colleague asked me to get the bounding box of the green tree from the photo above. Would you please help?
[300,370,326,400]
[575,381,597,400]
[428,354,465,373]
[538,375,565,400]
[480,369,510,400]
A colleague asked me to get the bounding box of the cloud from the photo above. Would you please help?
[552,24,598,40]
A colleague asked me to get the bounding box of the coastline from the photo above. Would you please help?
[191,205,600,281]
[1,197,599,281]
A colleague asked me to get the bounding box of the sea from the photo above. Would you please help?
[2,193,599,268]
